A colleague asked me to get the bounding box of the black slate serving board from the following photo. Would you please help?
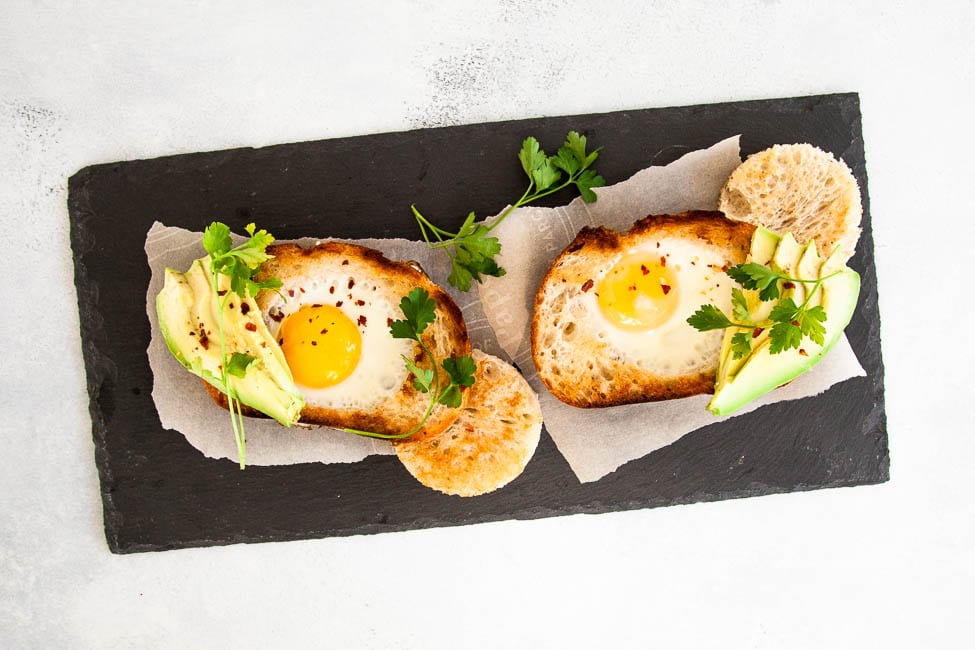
[69,93,888,554]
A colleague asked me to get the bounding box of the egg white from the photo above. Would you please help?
[579,237,735,376]
[261,271,411,411]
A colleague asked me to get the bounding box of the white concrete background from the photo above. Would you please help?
[2,1,973,648]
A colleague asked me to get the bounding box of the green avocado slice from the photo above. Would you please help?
[707,236,860,416]
[156,257,304,426]
[713,227,780,387]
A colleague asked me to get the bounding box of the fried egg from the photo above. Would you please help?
[531,211,756,407]
[581,237,733,375]
[262,275,411,411]
[254,240,471,438]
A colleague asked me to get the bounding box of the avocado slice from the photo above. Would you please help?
[713,227,781,385]
[156,257,304,425]
[707,238,860,416]
[715,232,807,388]
[750,226,781,265]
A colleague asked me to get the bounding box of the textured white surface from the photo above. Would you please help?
[2,1,974,648]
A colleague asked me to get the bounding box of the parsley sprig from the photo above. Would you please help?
[687,263,839,359]
[202,222,283,468]
[345,287,476,440]
[412,131,605,291]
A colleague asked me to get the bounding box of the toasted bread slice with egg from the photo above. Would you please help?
[532,211,754,408]
[209,241,471,441]
[395,350,542,496]
[719,143,862,262]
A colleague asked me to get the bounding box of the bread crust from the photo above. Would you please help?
[531,211,754,408]
[205,240,471,441]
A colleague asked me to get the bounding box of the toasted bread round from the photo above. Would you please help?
[394,350,542,496]
[719,143,861,261]
[208,240,471,441]
[532,211,754,408]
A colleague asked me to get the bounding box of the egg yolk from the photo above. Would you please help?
[278,304,361,388]
[596,253,679,331]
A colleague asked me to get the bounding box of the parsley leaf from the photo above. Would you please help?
[412,131,604,291]
[391,287,437,339]
[403,355,435,393]
[345,291,477,440]
[731,332,753,360]
[727,263,781,301]
[686,304,735,331]
[202,222,232,257]
[802,305,828,345]
[731,287,751,323]
[769,320,804,354]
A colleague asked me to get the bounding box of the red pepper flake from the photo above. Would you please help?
[288,289,295,298]
[299,287,305,293]
[198,322,209,350]
[722,264,729,272]
[628,284,637,291]
[386,317,393,327]
[335,300,343,307]
[659,256,667,267]
[661,284,671,295]
[581,279,594,292]
[217,290,227,297]
[752,327,764,338]
[269,311,284,322]
[260,341,266,348]
[240,303,250,315]
[799,348,808,357]
[791,320,800,327]
[311,341,318,346]
[656,242,660,248]
[355,299,365,306]
[358,315,367,327]
[244,322,257,332]
[278,337,284,345]
[228,303,234,310]
[640,264,650,275]
[783,282,795,289]
[320,328,328,335]
[329,286,335,294]
[341,259,349,265]
[348,278,355,289]
[312,303,322,308]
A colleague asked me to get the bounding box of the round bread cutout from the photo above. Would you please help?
[394,350,542,497]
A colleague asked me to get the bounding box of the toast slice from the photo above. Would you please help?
[204,241,471,442]
[395,350,542,496]
[719,143,862,261]
[531,211,754,408]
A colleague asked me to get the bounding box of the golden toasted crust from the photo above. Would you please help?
[205,240,471,442]
[531,211,755,408]
[394,350,542,496]
[719,143,862,261]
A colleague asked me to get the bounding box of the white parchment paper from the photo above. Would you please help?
[145,224,504,465]
[477,136,867,482]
